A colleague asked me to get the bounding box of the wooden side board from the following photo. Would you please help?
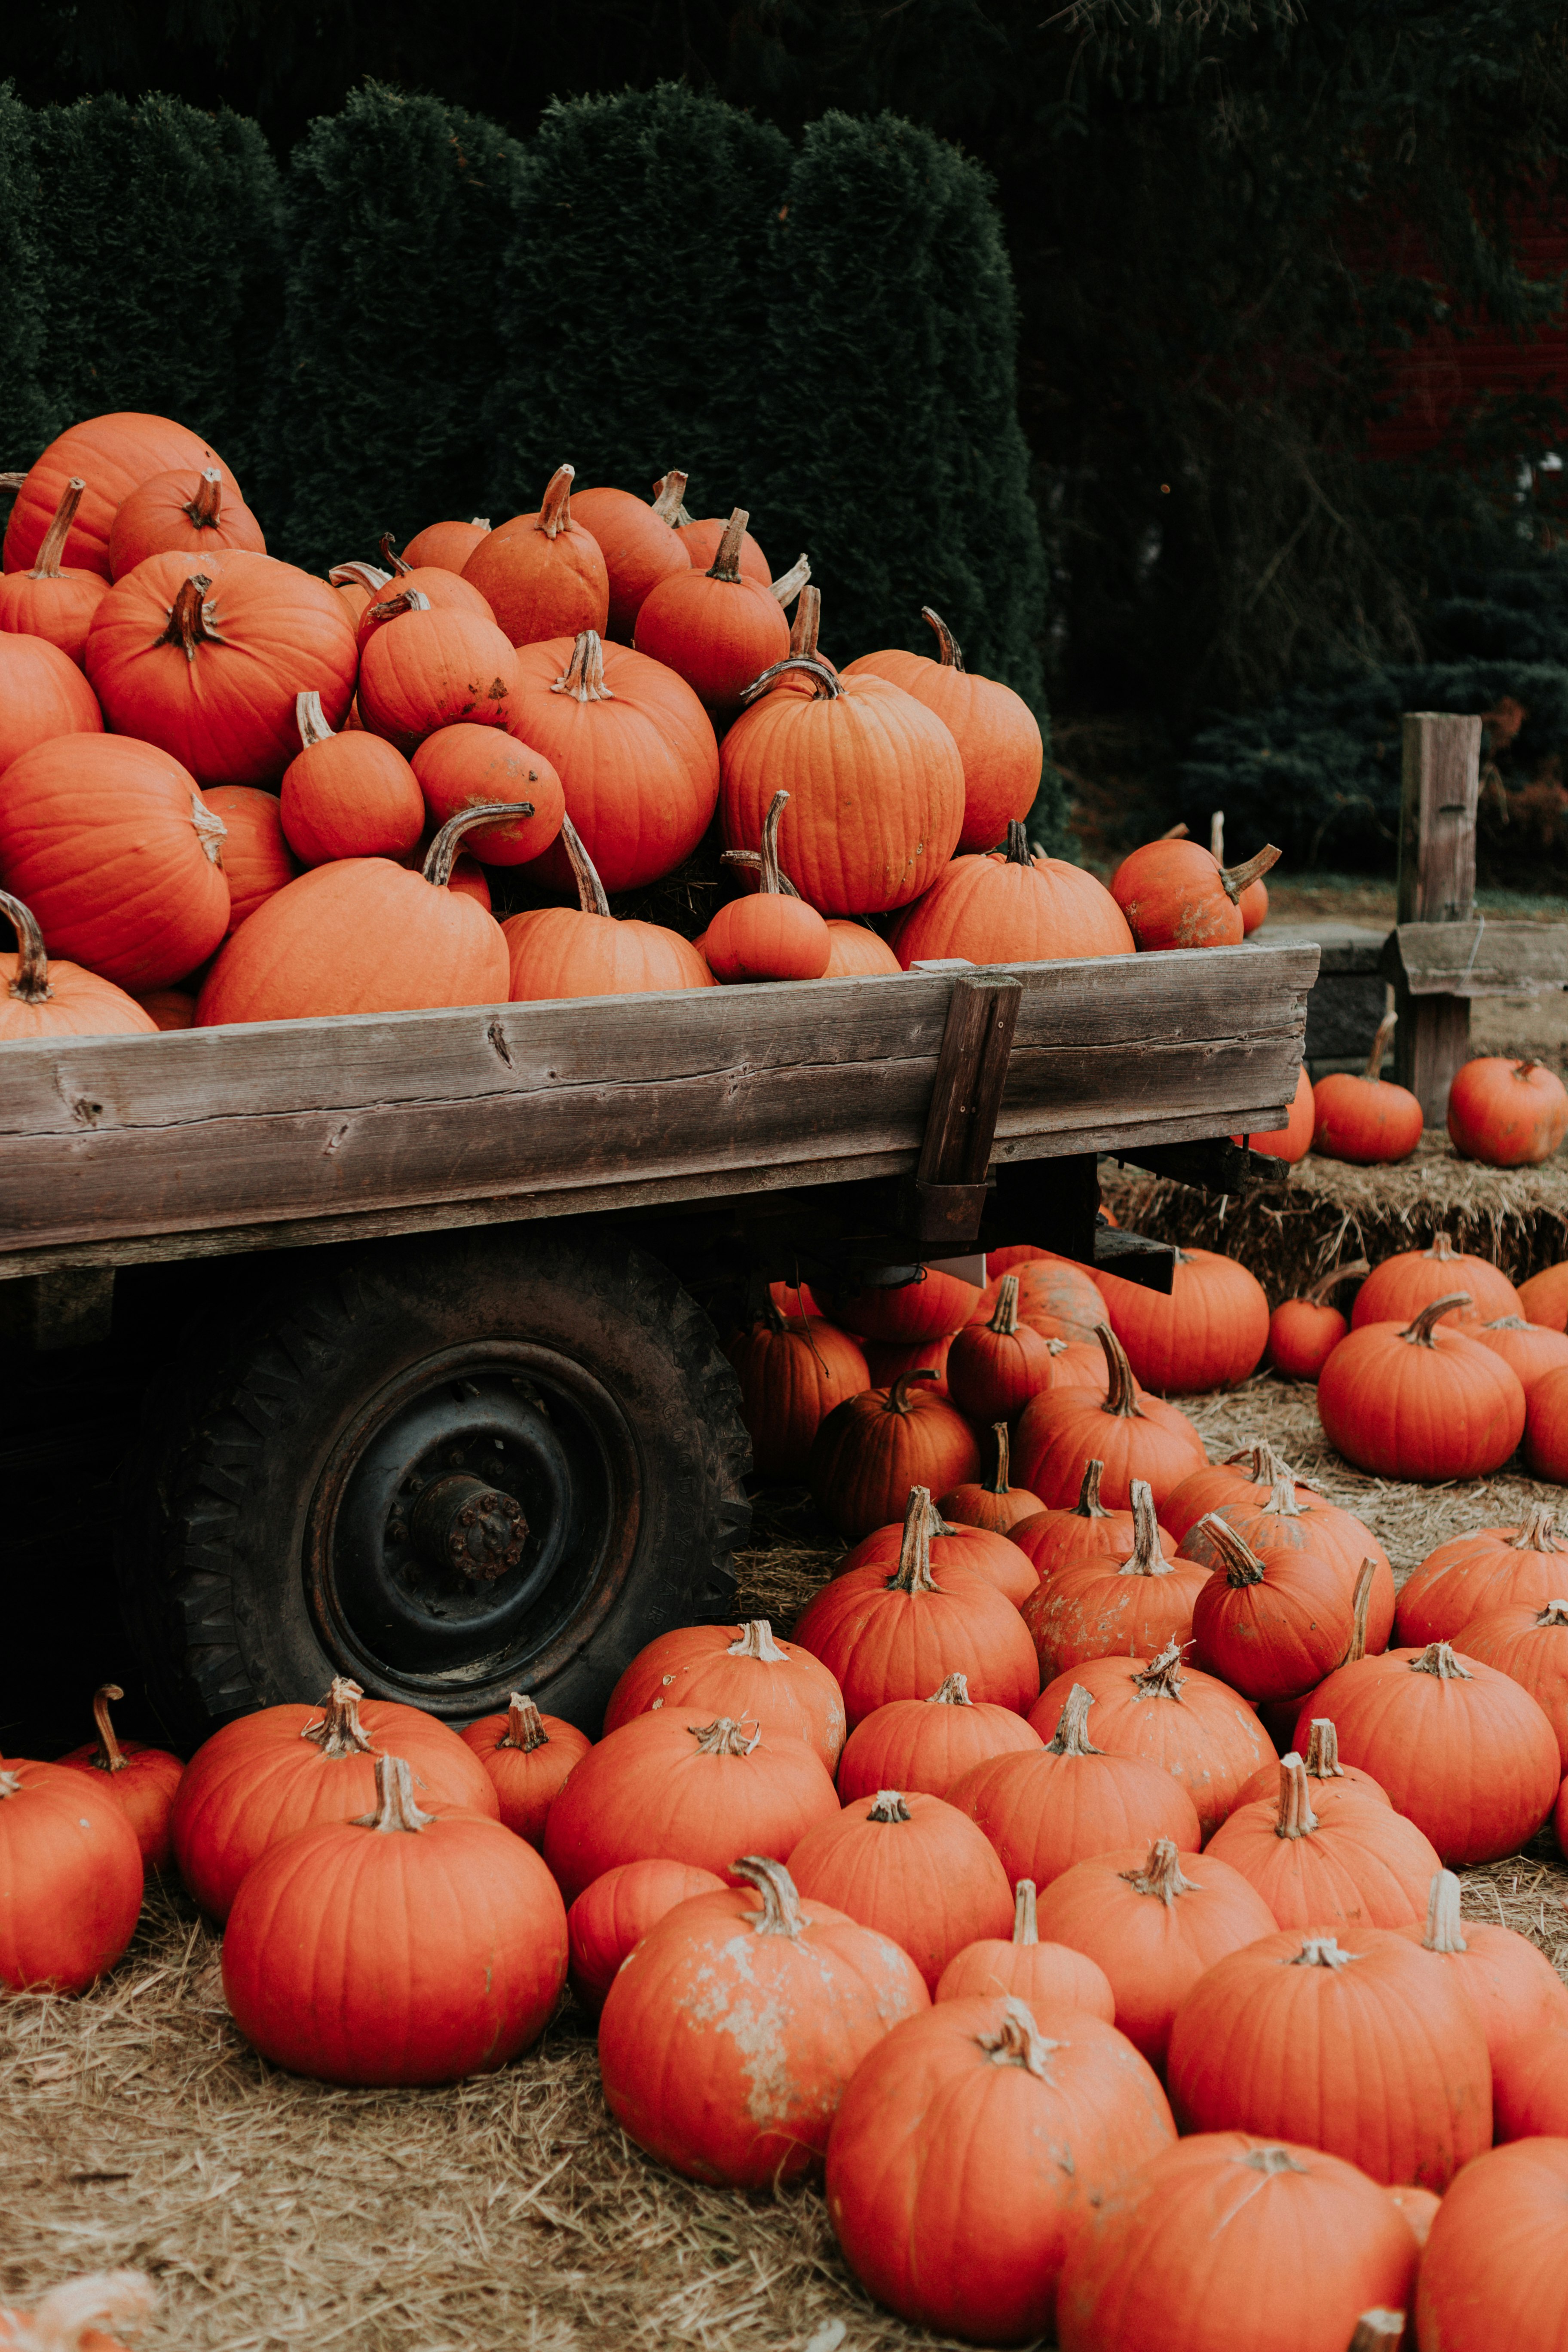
[0,945,1317,1272]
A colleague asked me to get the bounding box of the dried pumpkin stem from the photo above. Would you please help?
[0,888,53,1005]
[1302,1718,1346,1778]
[1119,1479,1173,1578]
[988,1274,1022,1338]
[1046,1684,1103,1757]
[887,1369,939,1416]
[1011,1878,1038,1944]
[0,1770,21,1800]
[1264,1471,1306,1521]
[787,583,821,657]
[536,463,575,538]
[1411,1641,1473,1682]
[921,606,965,671]
[1119,1836,1197,1905]
[756,790,792,896]
[1401,1294,1471,1345]
[159,573,223,660]
[294,689,336,750]
[1421,1868,1469,1955]
[889,1485,940,1594]
[190,793,227,867]
[377,531,412,576]
[1094,1325,1145,1421]
[728,1620,787,1662]
[927,1672,972,1706]
[1223,1439,1312,1489]
[1219,844,1281,903]
[302,1675,375,1758]
[186,469,224,530]
[1341,1560,1375,1665]
[771,553,811,607]
[552,630,616,705]
[977,1997,1055,2076]
[31,476,84,577]
[984,1423,1012,1496]
[500,1693,549,1752]
[689,1715,762,1755]
[867,1789,913,1823]
[707,506,750,582]
[1004,820,1032,867]
[1303,1259,1370,1308]
[469,514,491,530]
[1196,1513,1267,1587]
[328,560,392,592]
[1132,1638,1188,1698]
[366,586,431,625]
[1073,1458,1110,1520]
[732,1854,805,1936]
[740,652,842,703]
[352,1752,434,1834]
[1427,1231,1459,1262]
[1364,1010,1399,1081]
[649,471,688,527]
[1511,1502,1562,1553]
[1274,1753,1320,1841]
[1210,809,1225,861]
[1537,1599,1568,1626]
[1347,2317,1405,2352]
[1240,2146,1308,2177]
[89,1682,128,1773]
[422,801,537,888]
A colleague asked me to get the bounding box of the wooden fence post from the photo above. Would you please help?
[1393,712,1482,1125]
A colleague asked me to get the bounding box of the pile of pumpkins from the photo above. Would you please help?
[0,407,1283,1043]
[9,1411,1568,2350]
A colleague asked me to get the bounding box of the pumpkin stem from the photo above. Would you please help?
[1118,1480,1174,1579]
[422,801,536,888]
[1094,1325,1145,1421]
[867,1788,913,1823]
[295,689,337,750]
[377,531,412,577]
[976,1996,1056,2077]
[689,1715,762,1756]
[1347,2317,1404,2352]
[328,560,393,592]
[1338,1560,1375,1666]
[739,652,843,704]
[888,1486,940,1595]
[1363,1008,1399,1081]
[649,471,689,527]
[1195,1513,1267,1588]
[988,1274,1022,1338]
[756,790,792,896]
[1119,1835,1197,1905]
[1511,1502,1563,1554]
[1046,1683,1103,1757]
[1411,1641,1473,1682]
[887,1370,939,1417]
[720,845,804,897]
[1132,1638,1189,1698]
[1263,1472,1305,1521]
[921,606,965,671]
[536,463,576,538]
[1072,1458,1111,1520]
[1004,820,1032,867]
[1011,1878,1039,1944]
[185,469,224,530]
[366,586,431,626]
[190,793,227,869]
[707,506,750,582]
[1302,1718,1347,1779]
[787,583,820,657]
[1288,1935,1357,1969]
[771,552,812,608]
[1223,1440,1316,1492]
[159,573,224,661]
[728,1620,787,1663]
[89,1682,128,1773]
[731,1853,806,1937]
[0,888,54,1006]
[1427,1231,1458,1262]
[1304,1259,1370,1308]
[302,1676,377,1758]
[19,2273,156,2351]
[0,1770,21,1799]
[352,1752,435,1834]
[470,515,491,530]
[927,1673,973,1706]
[1274,1753,1321,1840]
[1219,844,1281,904]
[30,476,84,577]
[551,631,616,705]
[1239,2146,1309,2177]
[499,1693,549,1752]
[983,1423,1012,1497]
[1210,809,1225,861]
[1421,1867,1469,1955]
[1401,1294,1471,1345]
[1537,1599,1568,1625]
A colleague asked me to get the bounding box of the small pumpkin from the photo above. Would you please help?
[1012,1325,1208,1513]
[279,689,426,865]
[400,517,491,573]
[836,1672,1044,1804]
[461,463,609,647]
[933,1875,1115,2015]
[1448,1054,1568,1167]
[892,819,1134,966]
[1266,1259,1370,1380]
[836,1491,1038,1606]
[1398,1867,1568,2063]
[937,1423,1045,1534]
[502,814,714,1003]
[355,590,521,754]
[1023,1482,1207,1684]
[3,410,239,577]
[570,472,691,640]
[726,1302,870,1481]
[1109,835,1280,951]
[843,608,1044,853]
[1464,1595,1568,1768]
[1470,1312,1568,1394]
[821,917,902,977]
[1233,1062,1314,1162]
[1351,1229,1522,1330]
[540,1712,839,1906]
[786,1784,1014,1991]
[670,499,771,582]
[1010,1458,1178,1580]
[1026,1642,1272,1841]
[600,1855,928,2187]
[1311,1007,1425,1165]
[1036,1836,1278,2065]
[1229,1715,1390,1818]
[1317,1292,1528,1480]
[808,1369,983,1540]
[1189,1514,1355,1702]
[1159,1437,1310,1544]
[200,785,298,934]
[1519,1258,1568,1329]
[946,1272,1061,1423]
[794,1488,1040,1728]
[107,466,266,578]
[57,1682,183,1872]
[0,889,157,1041]
[458,1693,591,1847]
[603,1617,846,1772]
[565,1855,726,2016]
[0,631,104,775]
[410,722,564,865]
[706,789,830,980]
[1166,1925,1492,2189]
[1205,1751,1439,1931]
[0,1758,144,1993]
[222,1752,567,2086]
[0,478,109,662]
[1415,2139,1568,2352]
[1524,1362,1568,1479]
[1396,1503,1568,1647]
[821,1263,983,1345]
[1096,1246,1270,1395]
[634,506,790,710]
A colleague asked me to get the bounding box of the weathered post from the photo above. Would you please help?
[1393,713,1482,1124]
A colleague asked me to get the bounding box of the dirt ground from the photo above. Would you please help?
[5,1372,1567,2352]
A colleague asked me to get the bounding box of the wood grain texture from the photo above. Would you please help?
[1394,711,1480,1121]
[0,946,1316,1268]
[1386,918,1568,998]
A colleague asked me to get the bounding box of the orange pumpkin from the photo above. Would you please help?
[570,473,691,639]
[933,1877,1116,2017]
[0,889,157,1041]
[458,1693,591,1847]
[998,1251,1106,1338]
[197,805,518,1023]
[1398,1866,1568,2061]
[727,1303,870,1481]
[1354,1230,1522,1331]
[1318,1293,1528,1479]
[132,986,195,1030]
[1010,1458,1179,1580]
[1396,1504,1568,1648]
[1470,1312,1568,1394]
[55,1681,184,1872]
[864,1331,956,1394]
[671,501,771,582]
[1527,1362,1568,1479]
[1266,1258,1370,1378]
[0,478,109,662]
[637,504,796,704]
[836,1493,1037,1606]
[821,917,902,977]
[200,785,298,934]
[1230,1715,1390,1818]
[279,690,424,864]
[937,1422,1045,1534]
[1490,2019,1568,2139]
[107,465,266,577]
[0,631,104,775]
[1096,1246,1270,1394]
[823,1264,983,1345]
[0,1760,144,1994]
[355,571,496,649]
[1448,1054,1568,1167]
[3,409,239,577]
[462,464,609,647]
[603,1617,846,1773]
[1189,1514,1355,1703]
[410,722,564,865]
[1233,1061,1314,1161]
[836,1671,1044,1804]
[355,591,521,755]
[1311,1007,1425,1165]
[946,1272,1061,1422]
[565,1855,726,2017]
[843,607,1044,853]
[1026,1643,1271,1841]
[787,1784,1014,1991]
[1519,1258,1568,1329]
[808,1370,983,1539]
[1464,1596,1568,1769]
[705,789,830,980]
[1012,1326,1208,1512]
[893,820,1134,965]
[1415,2138,1568,2352]
[1174,1462,1396,1651]
[1109,835,1280,951]
[502,814,714,1003]
[1023,1482,1207,1683]
[401,517,491,573]
[1205,1752,1439,1931]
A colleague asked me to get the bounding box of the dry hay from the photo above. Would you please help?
[6,1381,1568,2352]
[1101,1131,1568,1307]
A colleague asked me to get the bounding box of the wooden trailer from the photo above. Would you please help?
[0,940,1316,1740]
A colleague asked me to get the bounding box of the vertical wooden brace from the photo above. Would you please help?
[1393,712,1481,1124]
[898,974,1021,1246]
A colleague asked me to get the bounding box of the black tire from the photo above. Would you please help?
[116,1225,750,1746]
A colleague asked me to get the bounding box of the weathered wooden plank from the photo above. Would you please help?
[1393,712,1481,1121]
[1385,919,1568,999]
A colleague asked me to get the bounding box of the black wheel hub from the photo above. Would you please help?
[303,1341,640,1714]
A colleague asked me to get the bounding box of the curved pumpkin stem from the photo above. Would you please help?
[367,586,431,626]
[755,791,793,896]
[1194,1513,1266,1587]
[649,471,689,527]
[328,560,393,593]
[1011,1878,1038,1944]
[89,1682,128,1773]
[422,801,537,888]
[921,606,965,671]
[728,1620,787,1662]
[536,464,576,539]
[740,653,842,704]
[1,888,53,1006]
[30,476,84,578]
[499,1693,549,1752]
[352,1752,434,1833]
[295,689,336,750]
[732,1853,805,1936]
[1118,1480,1174,1579]
[927,1672,973,1706]
[302,1675,375,1758]
[1045,1683,1102,1757]
[867,1789,913,1822]
[1274,1752,1320,1841]
[159,573,224,660]
[1219,844,1281,904]
[1421,1867,1469,1954]
[888,1485,940,1594]
[1302,1259,1370,1308]
[1118,1836,1197,1905]
[1302,1718,1347,1779]
[771,553,811,608]
[787,584,821,657]
[706,507,750,582]
[377,531,412,577]
[1071,1458,1111,1521]
[548,814,612,920]
[689,1716,762,1755]
[886,1370,939,1416]
[184,469,224,530]
[1094,1325,1147,1422]
[1511,1502,1563,1554]
[552,631,617,705]
[1411,1641,1473,1682]
[1401,1294,1471,1345]
[1132,1638,1189,1699]
[1339,1559,1376,1665]
[983,1423,1013,1497]
[976,1997,1055,2076]
[1363,1008,1399,1081]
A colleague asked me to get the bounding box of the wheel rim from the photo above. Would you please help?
[304,1339,641,1715]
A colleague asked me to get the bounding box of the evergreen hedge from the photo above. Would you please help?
[0,84,53,475]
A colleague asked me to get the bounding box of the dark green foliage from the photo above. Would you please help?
[0,83,54,473]
[24,93,285,484]
[487,85,791,520]
[269,83,525,573]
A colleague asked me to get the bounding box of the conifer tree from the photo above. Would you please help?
[487,86,792,522]
[0,85,54,476]
[270,83,525,573]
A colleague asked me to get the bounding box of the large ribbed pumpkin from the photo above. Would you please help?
[0,889,158,1041]
[0,733,229,987]
[1097,1247,1270,1394]
[1398,1867,1568,2061]
[85,551,357,786]
[541,1712,839,1906]
[726,1304,870,1480]
[0,478,109,663]
[844,607,1044,853]
[107,465,266,577]
[603,1617,845,1772]
[196,806,517,1023]
[719,654,965,916]
[1317,1294,1528,1479]
[808,1370,983,1540]
[836,1672,1043,1803]
[1023,1483,1206,1684]
[634,507,790,709]
[1026,1643,1271,1841]
[1351,1230,1522,1330]
[786,1785,1014,1991]
[892,821,1133,965]
[1396,1504,1568,1647]
[502,815,714,1004]
[505,631,719,894]
[1205,1752,1439,1930]
[1416,2138,1568,2352]
[0,631,104,775]
[462,464,609,648]
[1013,1326,1208,1512]
[1109,836,1280,951]
[571,474,691,640]
[3,410,239,577]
